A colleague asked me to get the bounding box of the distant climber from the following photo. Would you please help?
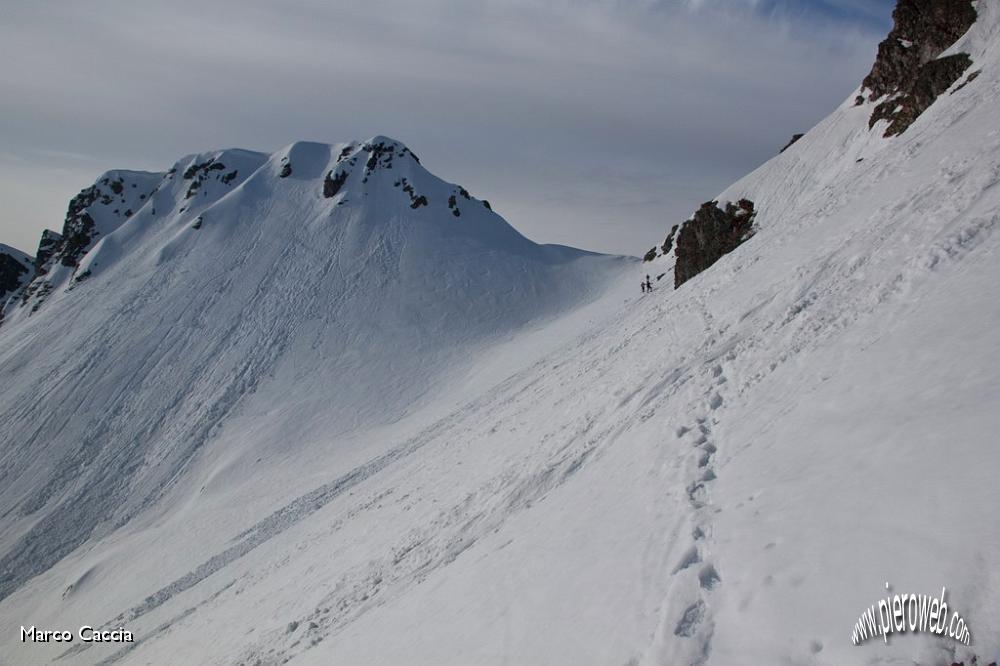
[645,275,653,292]
[641,280,647,294]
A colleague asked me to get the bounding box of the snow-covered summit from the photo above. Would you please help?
[0,134,629,609]
[6,135,569,322]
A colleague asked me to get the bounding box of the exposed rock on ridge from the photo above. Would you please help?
[674,199,757,288]
[0,250,31,300]
[860,0,978,136]
[780,133,804,153]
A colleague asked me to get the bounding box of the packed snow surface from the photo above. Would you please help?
[2,6,1000,666]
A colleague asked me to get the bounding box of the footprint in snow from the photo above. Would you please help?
[698,564,721,590]
[672,545,701,574]
[674,600,706,637]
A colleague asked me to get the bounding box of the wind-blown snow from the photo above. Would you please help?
[2,6,1000,666]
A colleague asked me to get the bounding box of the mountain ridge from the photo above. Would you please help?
[4,135,565,325]
[0,134,630,606]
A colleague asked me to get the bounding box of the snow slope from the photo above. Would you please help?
[0,135,630,652]
[2,4,1000,666]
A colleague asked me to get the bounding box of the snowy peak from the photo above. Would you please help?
[315,136,495,221]
[0,132,629,606]
[1,135,535,324]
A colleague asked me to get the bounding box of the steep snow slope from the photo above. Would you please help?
[302,5,1000,660]
[3,5,1000,666]
[0,136,629,624]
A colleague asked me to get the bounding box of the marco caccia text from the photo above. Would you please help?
[21,625,134,643]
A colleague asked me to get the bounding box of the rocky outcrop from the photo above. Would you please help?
[674,199,756,288]
[59,186,102,267]
[643,224,679,263]
[184,160,226,199]
[0,251,30,299]
[323,169,348,198]
[860,0,977,136]
[870,53,973,136]
[447,187,472,218]
[780,133,804,153]
[34,230,63,275]
[364,140,397,173]
[396,177,429,209]
[323,140,435,209]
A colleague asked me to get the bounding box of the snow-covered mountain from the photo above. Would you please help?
[0,135,630,649]
[2,1,999,664]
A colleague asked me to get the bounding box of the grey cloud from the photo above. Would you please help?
[0,0,888,255]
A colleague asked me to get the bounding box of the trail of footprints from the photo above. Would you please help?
[670,362,728,652]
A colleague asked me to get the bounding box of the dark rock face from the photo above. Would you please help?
[184,159,227,199]
[870,53,972,135]
[674,199,757,289]
[364,141,396,173]
[34,230,63,275]
[861,0,977,136]
[323,170,348,198]
[183,159,225,180]
[642,224,679,264]
[662,224,679,255]
[60,187,102,267]
[0,253,30,299]
[361,140,421,175]
[398,177,429,209]
[780,133,804,153]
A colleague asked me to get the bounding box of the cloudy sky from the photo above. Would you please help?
[0,0,894,256]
